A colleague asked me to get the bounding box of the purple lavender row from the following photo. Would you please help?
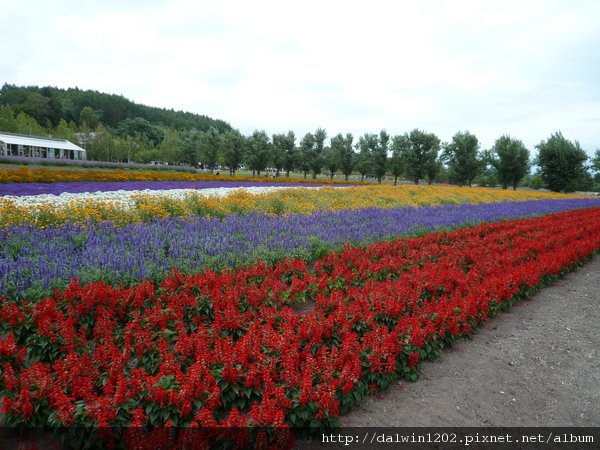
[0,180,335,196]
[2,198,600,302]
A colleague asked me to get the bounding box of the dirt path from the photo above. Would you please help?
[340,256,600,429]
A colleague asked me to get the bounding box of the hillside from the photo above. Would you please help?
[0,83,231,133]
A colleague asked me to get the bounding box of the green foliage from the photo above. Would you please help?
[371,130,390,183]
[222,129,246,175]
[281,130,298,177]
[117,117,165,147]
[181,129,203,167]
[354,136,372,181]
[322,145,339,179]
[353,130,393,184]
[574,171,596,193]
[271,131,296,177]
[0,83,231,132]
[330,133,355,181]
[442,131,483,187]
[245,130,271,175]
[535,131,589,193]
[298,132,315,178]
[79,106,100,130]
[591,148,600,172]
[389,135,407,185]
[200,126,222,171]
[311,128,327,179]
[527,174,546,190]
[400,129,441,185]
[489,135,530,190]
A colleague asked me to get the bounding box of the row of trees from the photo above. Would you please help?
[1,102,598,192]
[173,126,599,193]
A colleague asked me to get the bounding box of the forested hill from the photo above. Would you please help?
[0,83,231,133]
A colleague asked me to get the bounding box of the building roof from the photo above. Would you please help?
[0,132,84,151]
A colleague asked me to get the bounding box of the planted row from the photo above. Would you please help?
[0,167,359,185]
[3,198,600,303]
[0,180,332,197]
[1,183,585,229]
[1,207,600,448]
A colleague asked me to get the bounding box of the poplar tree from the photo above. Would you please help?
[535,131,588,193]
[489,135,530,190]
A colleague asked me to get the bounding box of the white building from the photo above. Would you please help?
[0,132,86,160]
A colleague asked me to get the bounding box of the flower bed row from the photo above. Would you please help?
[0,180,333,197]
[0,182,587,229]
[3,198,600,303]
[0,167,361,185]
[2,207,600,448]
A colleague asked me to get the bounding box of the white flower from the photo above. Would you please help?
[1,186,318,208]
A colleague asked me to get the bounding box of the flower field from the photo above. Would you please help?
[2,180,600,449]
[0,167,361,185]
[0,181,588,228]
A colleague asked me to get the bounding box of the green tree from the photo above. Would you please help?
[575,171,596,194]
[390,134,408,185]
[442,131,482,187]
[0,106,18,133]
[528,174,547,190]
[85,125,118,161]
[355,138,373,182]
[489,135,530,190]
[14,111,45,136]
[401,129,441,185]
[535,131,588,193]
[117,117,165,147]
[330,133,355,181]
[200,126,222,172]
[222,129,246,175]
[322,144,339,179]
[25,92,53,128]
[357,131,392,182]
[425,160,443,185]
[298,132,315,178]
[245,130,271,176]
[181,129,203,167]
[591,148,600,172]
[79,106,100,130]
[371,129,390,183]
[281,130,297,178]
[473,150,498,187]
[133,133,159,164]
[159,129,182,166]
[309,127,327,179]
[53,118,78,143]
[271,132,294,177]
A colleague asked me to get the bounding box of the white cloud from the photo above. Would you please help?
[1,0,599,155]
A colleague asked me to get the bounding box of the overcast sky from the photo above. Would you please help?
[1,0,598,157]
